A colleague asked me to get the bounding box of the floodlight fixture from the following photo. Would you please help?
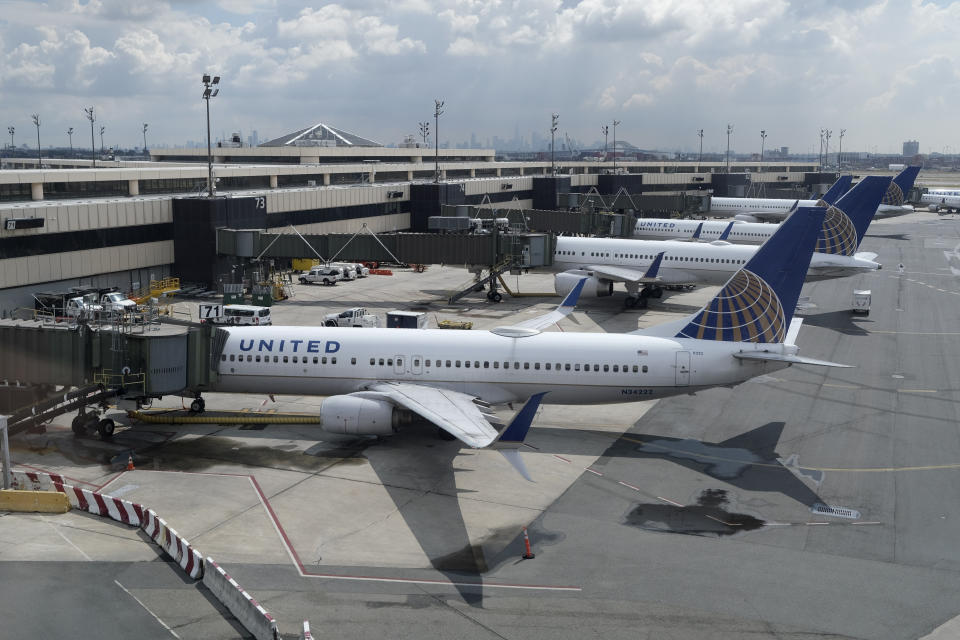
[760,129,767,163]
[31,114,41,166]
[7,126,13,151]
[433,99,444,183]
[202,72,222,197]
[697,128,704,171]
[67,127,74,155]
[212,76,220,84]
[550,113,559,175]
[84,106,96,167]
[725,123,734,172]
[612,119,621,173]
[202,74,211,84]
[601,124,609,163]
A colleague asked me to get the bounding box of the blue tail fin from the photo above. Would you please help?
[820,175,852,205]
[674,207,826,343]
[884,166,921,206]
[816,175,891,255]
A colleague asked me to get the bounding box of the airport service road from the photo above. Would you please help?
[8,219,960,640]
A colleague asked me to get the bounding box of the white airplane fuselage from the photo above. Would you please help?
[709,196,910,221]
[213,326,781,406]
[922,193,960,210]
[553,236,878,284]
[634,219,771,244]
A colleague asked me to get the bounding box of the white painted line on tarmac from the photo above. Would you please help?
[656,496,683,507]
[617,481,640,491]
[552,455,572,464]
[806,522,830,526]
[295,573,582,592]
[851,521,883,525]
[46,520,91,561]
[584,468,603,476]
[114,580,181,638]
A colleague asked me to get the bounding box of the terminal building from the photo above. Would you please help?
[0,121,824,316]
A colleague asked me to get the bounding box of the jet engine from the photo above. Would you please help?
[555,270,614,297]
[319,396,402,436]
[733,213,762,223]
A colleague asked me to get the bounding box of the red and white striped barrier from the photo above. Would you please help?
[301,621,314,640]
[203,558,279,640]
[142,509,204,579]
[12,470,144,526]
[11,470,67,492]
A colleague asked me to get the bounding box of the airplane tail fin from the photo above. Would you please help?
[884,166,921,206]
[670,207,826,343]
[819,175,852,205]
[816,175,891,255]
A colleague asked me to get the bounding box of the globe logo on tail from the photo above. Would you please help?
[882,181,905,206]
[676,270,785,343]
[814,205,858,256]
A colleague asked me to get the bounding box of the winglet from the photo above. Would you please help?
[718,221,735,241]
[643,252,665,279]
[495,392,548,482]
[559,277,586,309]
[501,280,584,332]
[691,222,703,240]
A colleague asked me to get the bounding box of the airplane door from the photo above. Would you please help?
[675,351,691,386]
[411,355,423,375]
[394,355,405,375]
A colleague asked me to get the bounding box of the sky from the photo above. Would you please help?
[0,0,958,155]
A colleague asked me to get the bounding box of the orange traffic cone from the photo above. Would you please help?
[521,527,535,560]
[126,454,135,471]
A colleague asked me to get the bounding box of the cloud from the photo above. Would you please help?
[447,37,488,57]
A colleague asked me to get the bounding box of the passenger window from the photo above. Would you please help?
[397,358,402,367]
[534,363,540,370]
[414,359,420,367]
[351,357,357,365]
[426,360,431,367]
[523,362,530,370]
[474,361,479,368]
[545,363,551,370]
[273,356,279,363]
[565,363,571,371]
[247,355,252,362]
[370,358,376,365]
[484,361,489,368]
[229,354,235,362]
[456,360,461,367]
[221,354,226,362]
[513,362,520,369]
[446,360,452,367]
[255,355,261,362]
[613,365,619,372]
[465,361,471,368]
[379,358,385,366]
[331,357,337,364]
[283,356,289,363]
[575,364,581,371]
[313,357,318,364]
[292,356,298,363]
[633,365,639,373]
[388,359,393,366]
[504,361,510,369]
[322,357,327,364]
[642,365,648,373]
[603,364,609,372]
[493,361,499,369]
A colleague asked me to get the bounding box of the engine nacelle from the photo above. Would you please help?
[554,270,613,297]
[320,396,401,436]
[733,214,761,223]
[929,204,940,212]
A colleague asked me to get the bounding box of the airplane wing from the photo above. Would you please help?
[507,277,585,331]
[364,382,500,448]
[588,252,666,284]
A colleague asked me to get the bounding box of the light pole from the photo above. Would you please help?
[612,119,621,173]
[818,128,825,167]
[760,129,767,163]
[601,125,608,163]
[838,129,845,170]
[31,114,41,167]
[6,126,12,151]
[99,125,105,158]
[67,127,74,156]
[697,128,704,171]
[824,129,832,169]
[84,107,95,168]
[550,113,559,175]
[142,123,148,155]
[418,120,429,147]
[202,73,221,197]
[725,124,733,172]
[433,99,444,183]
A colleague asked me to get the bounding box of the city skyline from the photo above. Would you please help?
[1,0,957,156]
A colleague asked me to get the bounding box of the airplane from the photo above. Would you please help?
[921,188,960,212]
[552,175,890,307]
[707,167,919,222]
[633,177,851,243]
[205,206,841,478]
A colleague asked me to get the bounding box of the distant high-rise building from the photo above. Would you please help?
[903,140,919,156]
[780,146,789,156]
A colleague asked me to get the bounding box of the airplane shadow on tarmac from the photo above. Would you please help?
[798,310,872,336]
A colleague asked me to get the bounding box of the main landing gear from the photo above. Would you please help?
[624,285,663,309]
[190,395,206,413]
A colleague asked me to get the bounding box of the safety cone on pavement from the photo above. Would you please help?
[521,527,535,560]
[126,454,135,471]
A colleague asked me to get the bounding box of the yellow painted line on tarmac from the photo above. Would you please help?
[622,436,960,473]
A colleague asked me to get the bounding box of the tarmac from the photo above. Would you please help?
[4,209,960,639]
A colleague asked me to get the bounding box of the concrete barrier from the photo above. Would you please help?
[142,509,204,579]
[0,489,71,513]
[203,558,279,640]
[11,470,68,491]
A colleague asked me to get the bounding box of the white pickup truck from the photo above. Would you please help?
[323,307,379,327]
[299,266,343,286]
[100,291,137,313]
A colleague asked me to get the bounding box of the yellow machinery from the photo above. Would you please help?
[130,277,180,304]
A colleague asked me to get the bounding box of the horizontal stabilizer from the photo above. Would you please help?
[855,251,878,262]
[733,351,853,368]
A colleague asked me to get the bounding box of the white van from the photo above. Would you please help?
[214,304,272,326]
